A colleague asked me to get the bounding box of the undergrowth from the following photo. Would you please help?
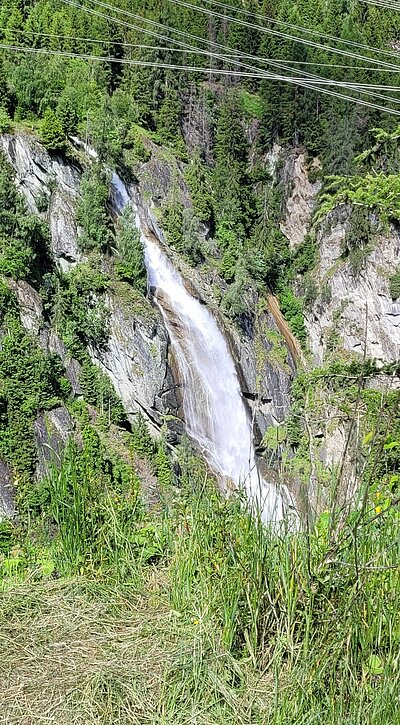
[0,421,399,724]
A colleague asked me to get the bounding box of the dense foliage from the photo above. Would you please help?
[1,2,400,721]
[1,0,399,330]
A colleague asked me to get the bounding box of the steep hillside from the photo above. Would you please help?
[1,1,400,722]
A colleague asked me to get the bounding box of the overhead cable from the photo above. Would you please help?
[11,27,400,71]
[59,0,400,109]
[193,0,400,61]
[165,0,400,71]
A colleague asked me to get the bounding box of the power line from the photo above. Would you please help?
[12,27,396,70]
[7,26,400,89]
[74,0,400,72]
[72,0,400,110]
[2,40,399,90]
[165,0,400,71]
[60,0,400,109]
[45,0,400,118]
[195,0,400,62]
[3,36,400,117]
[11,27,400,72]
[359,0,400,9]
[0,42,302,78]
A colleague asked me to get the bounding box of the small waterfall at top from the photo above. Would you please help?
[112,173,286,523]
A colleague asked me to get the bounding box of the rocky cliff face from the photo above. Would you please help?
[305,211,400,365]
[276,151,400,513]
[90,287,183,441]
[280,151,322,248]
[276,149,400,367]
[131,146,296,441]
[0,133,81,269]
[0,133,181,444]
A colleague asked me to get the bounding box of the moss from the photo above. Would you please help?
[239,90,263,120]
[111,281,157,323]
[389,270,400,301]
[265,328,291,374]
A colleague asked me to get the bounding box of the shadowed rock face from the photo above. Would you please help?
[90,292,183,443]
[34,407,75,481]
[0,460,15,520]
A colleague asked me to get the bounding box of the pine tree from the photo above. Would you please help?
[56,94,79,136]
[155,439,173,488]
[115,206,147,293]
[76,165,113,252]
[184,153,214,228]
[40,108,66,152]
[0,59,10,112]
[162,194,185,252]
[157,84,185,154]
[131,413,155,460]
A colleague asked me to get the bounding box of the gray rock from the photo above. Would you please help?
[0,460,15,520]
[90,288,183,441]
[306,215,400,365]
[0,133,81,267]
[34,407,74,480]
[280,151,322,248]
[9,280,43,334]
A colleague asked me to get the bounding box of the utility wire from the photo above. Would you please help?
[60,0,400,109]
[165,0,400,71]
[0,42,310,77]
[5,38,400,116]
[1,40,399,89]
[73,0,400,109]
[11,27,400,72]
[192,0,400,62]
[359,0,400,9]
[9,26,400,88]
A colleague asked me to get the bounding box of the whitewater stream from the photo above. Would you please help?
[112,173,286,523]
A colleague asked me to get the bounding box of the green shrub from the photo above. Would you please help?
[51,264,110,358]
[115,206,147,293]
[40,108,66,152]
[389,271,400,300]
[0,107,11,133]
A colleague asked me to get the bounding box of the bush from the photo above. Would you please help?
[389,271,400,300]
[0,107,11,133]
[51,264,110,358]
[115,206,147,292]
[40,108,66,152]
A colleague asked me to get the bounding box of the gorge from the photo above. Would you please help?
[112,171,287,522]
[1,2,400,716]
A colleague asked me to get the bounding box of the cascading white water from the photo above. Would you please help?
[112,174,286,522]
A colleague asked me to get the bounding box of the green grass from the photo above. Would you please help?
[239,90,264,120]
[1,436,399,723]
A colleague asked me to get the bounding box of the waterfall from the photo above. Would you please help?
[112,173,286,523]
